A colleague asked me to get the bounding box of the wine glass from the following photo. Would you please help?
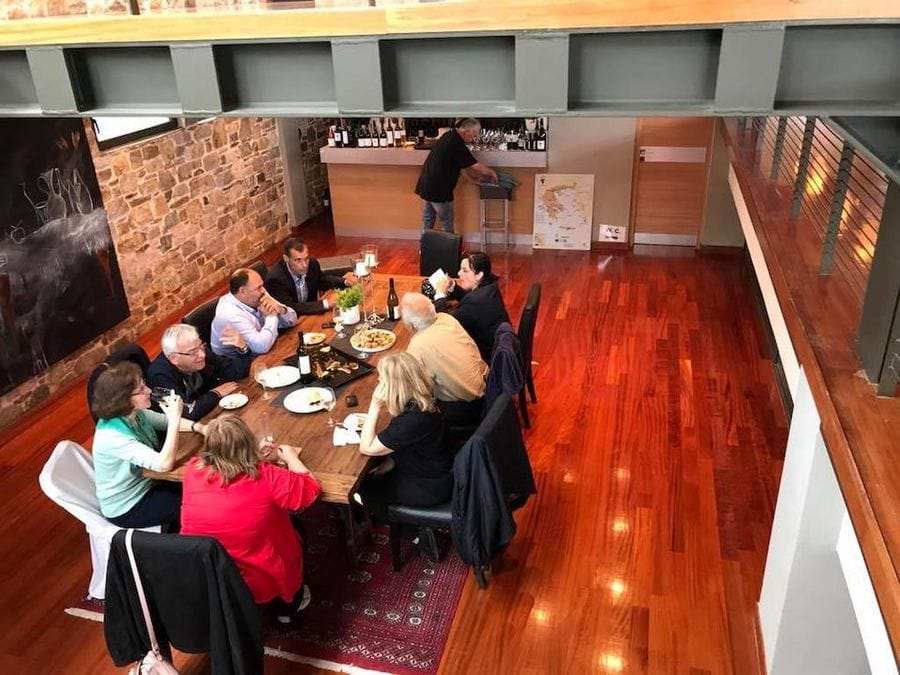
[322,387,337,427]
[354,325,369,360]
[333,305,346,338]
[250,360,270,401]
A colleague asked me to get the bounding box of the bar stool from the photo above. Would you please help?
[478,183,513,250]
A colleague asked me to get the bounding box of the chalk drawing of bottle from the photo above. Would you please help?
[67,169,94,215]
[40,168,67,223]
[21,183,48,225]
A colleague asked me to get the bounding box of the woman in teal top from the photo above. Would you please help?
[91,361,206,530]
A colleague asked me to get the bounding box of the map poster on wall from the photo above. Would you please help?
[532,173,594,251]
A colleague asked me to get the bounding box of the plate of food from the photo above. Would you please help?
[284,387,335,414]
[218,393,249,410]
[350,328,396,353]
[304,332,327,346]
[257,366,300,388]
[343,412,368,432]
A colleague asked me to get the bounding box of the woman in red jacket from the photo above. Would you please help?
[181,417,321,623]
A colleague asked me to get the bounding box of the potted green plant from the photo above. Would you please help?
[335,284,362,325]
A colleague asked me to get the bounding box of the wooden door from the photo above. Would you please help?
[630,118,714,246]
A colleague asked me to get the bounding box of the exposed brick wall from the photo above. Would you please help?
[0,0,265,20]
[0,117,288,428]
[298,118,330,218]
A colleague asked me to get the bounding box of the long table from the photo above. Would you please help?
[153,273,422,508]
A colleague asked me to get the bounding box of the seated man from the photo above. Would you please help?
[265,237,357,315]
[147,324,242,421]
[211,268,297,363]
[400,292,488,427]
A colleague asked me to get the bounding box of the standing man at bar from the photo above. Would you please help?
[415,118,498,234]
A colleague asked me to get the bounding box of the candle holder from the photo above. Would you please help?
[352,256,369,325]
[360,244,382,325]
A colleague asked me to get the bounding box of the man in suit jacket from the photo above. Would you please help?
[265,237,357,315]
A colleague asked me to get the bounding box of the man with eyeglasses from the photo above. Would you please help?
[147,324,243,421]
[265,237,357,315]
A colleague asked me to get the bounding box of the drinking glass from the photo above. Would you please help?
[250,360,270,400]
[354,325,369,360]
[149,386,172,406]
[333,305,346,338]
[361,244,379,271]
[322,387,337,427]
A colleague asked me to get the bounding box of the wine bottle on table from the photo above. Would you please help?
[297,333,315,384]
[386,278,400,321]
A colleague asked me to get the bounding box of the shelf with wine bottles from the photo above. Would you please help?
[320,146,546,169]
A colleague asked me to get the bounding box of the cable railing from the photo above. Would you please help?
[746,116,886,305]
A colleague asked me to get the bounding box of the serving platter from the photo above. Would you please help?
[350,328,396,353]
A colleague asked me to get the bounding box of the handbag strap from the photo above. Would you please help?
[124,529,164,658]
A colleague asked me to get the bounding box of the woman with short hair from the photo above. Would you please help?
[91,361,204,530]
[180,417,321,623]
[433,251,510,362]
[357,353,451,524]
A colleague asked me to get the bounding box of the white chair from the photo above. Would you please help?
[38,440,160,600]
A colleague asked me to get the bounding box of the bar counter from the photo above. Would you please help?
[320,146,546,243]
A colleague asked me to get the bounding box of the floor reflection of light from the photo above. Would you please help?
[600,653,625,672]
[531,607,550,626]
[614,468,629,481]
[612,518,628,533]
[562,471,576,484]
[609,579,626,598]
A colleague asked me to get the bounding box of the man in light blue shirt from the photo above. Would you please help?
[211,268,297,363]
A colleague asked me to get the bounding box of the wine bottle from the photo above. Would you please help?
[327,125,336,148]
[386,118,395,146]
[398,118,406,144]
[359,123,369,148]
[537,119,546,151]
[379,124,388,148]
[297,333,315,384]
[341,120,350,148]
[333,121,343,148]
[386,277,400,321]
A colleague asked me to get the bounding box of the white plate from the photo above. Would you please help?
[284,387,335,414]
[343,412,368,432]
[304,332,326,346]
[349,328,396,353]
[218,393,248,410]
[258,366,300,388]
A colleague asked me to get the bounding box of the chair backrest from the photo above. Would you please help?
[517,283,541,367]
[249,259,268,281]
[420,230,463,277]
[484,322,524,411]
[182,297,218,345]
[86,343,151,422]
[39,440,119,539]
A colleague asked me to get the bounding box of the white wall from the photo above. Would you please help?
[547,117,636,241]
[701,121,745,247]
[276,117,310,228]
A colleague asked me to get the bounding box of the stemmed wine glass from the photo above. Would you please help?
[322,387,337,427]
[250,360,270,401]
[333,305,345,338]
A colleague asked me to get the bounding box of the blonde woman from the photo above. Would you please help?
[358,352,450,523]
[181,417,321,624]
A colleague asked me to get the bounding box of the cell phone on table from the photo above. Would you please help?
[322,321,335,328]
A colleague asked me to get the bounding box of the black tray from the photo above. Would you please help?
[282,344,374,390]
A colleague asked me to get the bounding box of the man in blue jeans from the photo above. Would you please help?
[415,118,498,233]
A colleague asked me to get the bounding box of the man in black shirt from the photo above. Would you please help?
[414,118,498,233]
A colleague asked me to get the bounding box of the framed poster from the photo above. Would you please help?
[532,173,594,251]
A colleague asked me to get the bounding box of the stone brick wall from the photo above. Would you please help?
[298,118,330,218]
[0,0,265,20]
[0,117,288,428]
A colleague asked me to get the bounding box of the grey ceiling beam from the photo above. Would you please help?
[25,47,80,115]
[515,33,569,114]
[171,44,222,116]
[332,39,384,115]
[714,25,784,114]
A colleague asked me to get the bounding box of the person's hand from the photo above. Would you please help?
[219,325,247,350]
[258,437,278,462]
[277,444,302,461]
[434,274,453,295]
[212,381,239,397]
[259,294,284,316]
[158,392,183,425]
[343,271,358,286]
[488,168,499,184]
[194,422,208,437]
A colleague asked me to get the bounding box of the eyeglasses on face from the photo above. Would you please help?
[173,342,206,358]
[131,382,150,397]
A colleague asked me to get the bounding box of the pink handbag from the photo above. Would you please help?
[124,530,181,675]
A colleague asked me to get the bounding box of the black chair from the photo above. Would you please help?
[86,343,151,422]
[249,259,268,281]
[182,297,218,344]
[419,230,462,277]
[485,322,529,428]
[517,283,541,404]
[386,394,536,588]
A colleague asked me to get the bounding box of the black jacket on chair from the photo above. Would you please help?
[450,394,536,570]
[265,258,345,315]
[104,530,263,675]
[435,276,510,362]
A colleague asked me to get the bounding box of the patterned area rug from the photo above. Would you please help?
[66,505,469,674]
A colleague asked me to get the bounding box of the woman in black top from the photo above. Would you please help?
[357,352,450,523]
[434,251,511,362]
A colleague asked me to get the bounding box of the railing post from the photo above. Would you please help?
[790,117,817,219]
[819,142,855,275]
[754,117,766,157]
[769,117,788,181]
[856,180,900,395]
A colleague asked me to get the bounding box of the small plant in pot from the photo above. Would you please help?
[335,284,362,325]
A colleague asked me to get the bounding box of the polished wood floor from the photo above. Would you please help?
[0,222,785,674]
